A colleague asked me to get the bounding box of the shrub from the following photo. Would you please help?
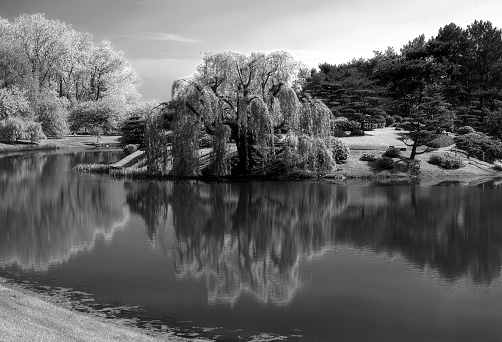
[331,137,350,162]
[332,129,348,137]
[123,144,138,155]
[360,153,376,161]
[385,116,395,127]
[454,134,502,162]
[494,160,502,171]
[427,135,454,148]
[374,116,386,128]
[396,121,412,130]
[0,117,25,143]
[457,126,475,135]
[119,115,145,147]
[332,117,353,131]
[376,157,394,169]
[383,146,401,158]
[394,159,421,174]
[350,129,365,136]
[428,152,464,169]
[25,122,46,143]
[393,115,403,123]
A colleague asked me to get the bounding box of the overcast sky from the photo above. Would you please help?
[1,0,501,101]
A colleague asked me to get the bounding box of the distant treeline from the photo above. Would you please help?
[0,13,144,143]
[304,20,502,138]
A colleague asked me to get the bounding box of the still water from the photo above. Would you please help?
[1,151,502,341]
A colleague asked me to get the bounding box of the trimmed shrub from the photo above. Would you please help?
[376,157,394,169]
[331,137,350,162]
[454,134,502,162]
[428,152,464,169]
[383,146,401,158]
[396,121,412,130]
[123,144,138,156]
[332,129,348,137]
[457,126,475,135]
[360,153,376,161]
[385,116,395,127]
[350,129,365,136]
[494,160,502,171]
[332,117,354,131]
[393,115,403,123]
[427,135,454,148]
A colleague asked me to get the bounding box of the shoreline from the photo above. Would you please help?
[0,277,206,342]
[0,135,122,154]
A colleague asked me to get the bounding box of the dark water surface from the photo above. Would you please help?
[1,151,502,341]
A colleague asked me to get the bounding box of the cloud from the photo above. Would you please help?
[121,32,198,43]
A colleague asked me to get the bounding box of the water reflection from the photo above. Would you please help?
[0,152,127,271]
[126,181,502,304]
[334,186,502,284]
[126,181,349,305]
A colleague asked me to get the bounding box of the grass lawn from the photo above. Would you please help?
[337,127,500,179]
[0,135,121,152]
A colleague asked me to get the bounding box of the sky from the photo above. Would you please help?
[0,0,501,102]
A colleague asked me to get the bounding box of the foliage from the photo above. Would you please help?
[396,121,411,130]
[0,117,25,143]
[73,163,111,174]
[454,134,502,162]
[25,121,46,143]
[385,116,395,127]
[210,123,231,176]
[427,135,454,148]
[494,160,502,171]
[331,137,350,162]
[144,112,171,174]
[332,117,353,131]
[350,129,365,136]
[457,126,475,135]
[484,111,502,140]
[376,157,394,169]
[171,51,334,176]
[35,91,69,138]
[0,87,32,120]
[0,13,143,141]
[123,144,137,156]
[383,146,401,158]
[69,100,120,134]
[332,129,348,137]
[119,115,145,147]
[397,87,454,159]
[297,135,334,174]
[360,153,376,161]
[393,115,403,123]
[428,152,464,169]
[171,112,201,177]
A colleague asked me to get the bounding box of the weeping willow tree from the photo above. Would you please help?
[170,51,334,176]
[144,109,170,174]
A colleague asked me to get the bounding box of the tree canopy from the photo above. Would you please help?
[0,13,142,141]
[304,20,502,141]
[165,51,335,176]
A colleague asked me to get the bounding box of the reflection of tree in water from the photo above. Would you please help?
[0,152,127,271]
[335,186,502,284]
[126,181,349,306]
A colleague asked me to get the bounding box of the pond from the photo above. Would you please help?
[1,151,502,341]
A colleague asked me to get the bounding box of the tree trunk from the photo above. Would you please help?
[410,140,419,160]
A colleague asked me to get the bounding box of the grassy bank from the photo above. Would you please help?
[0,279,200,342]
